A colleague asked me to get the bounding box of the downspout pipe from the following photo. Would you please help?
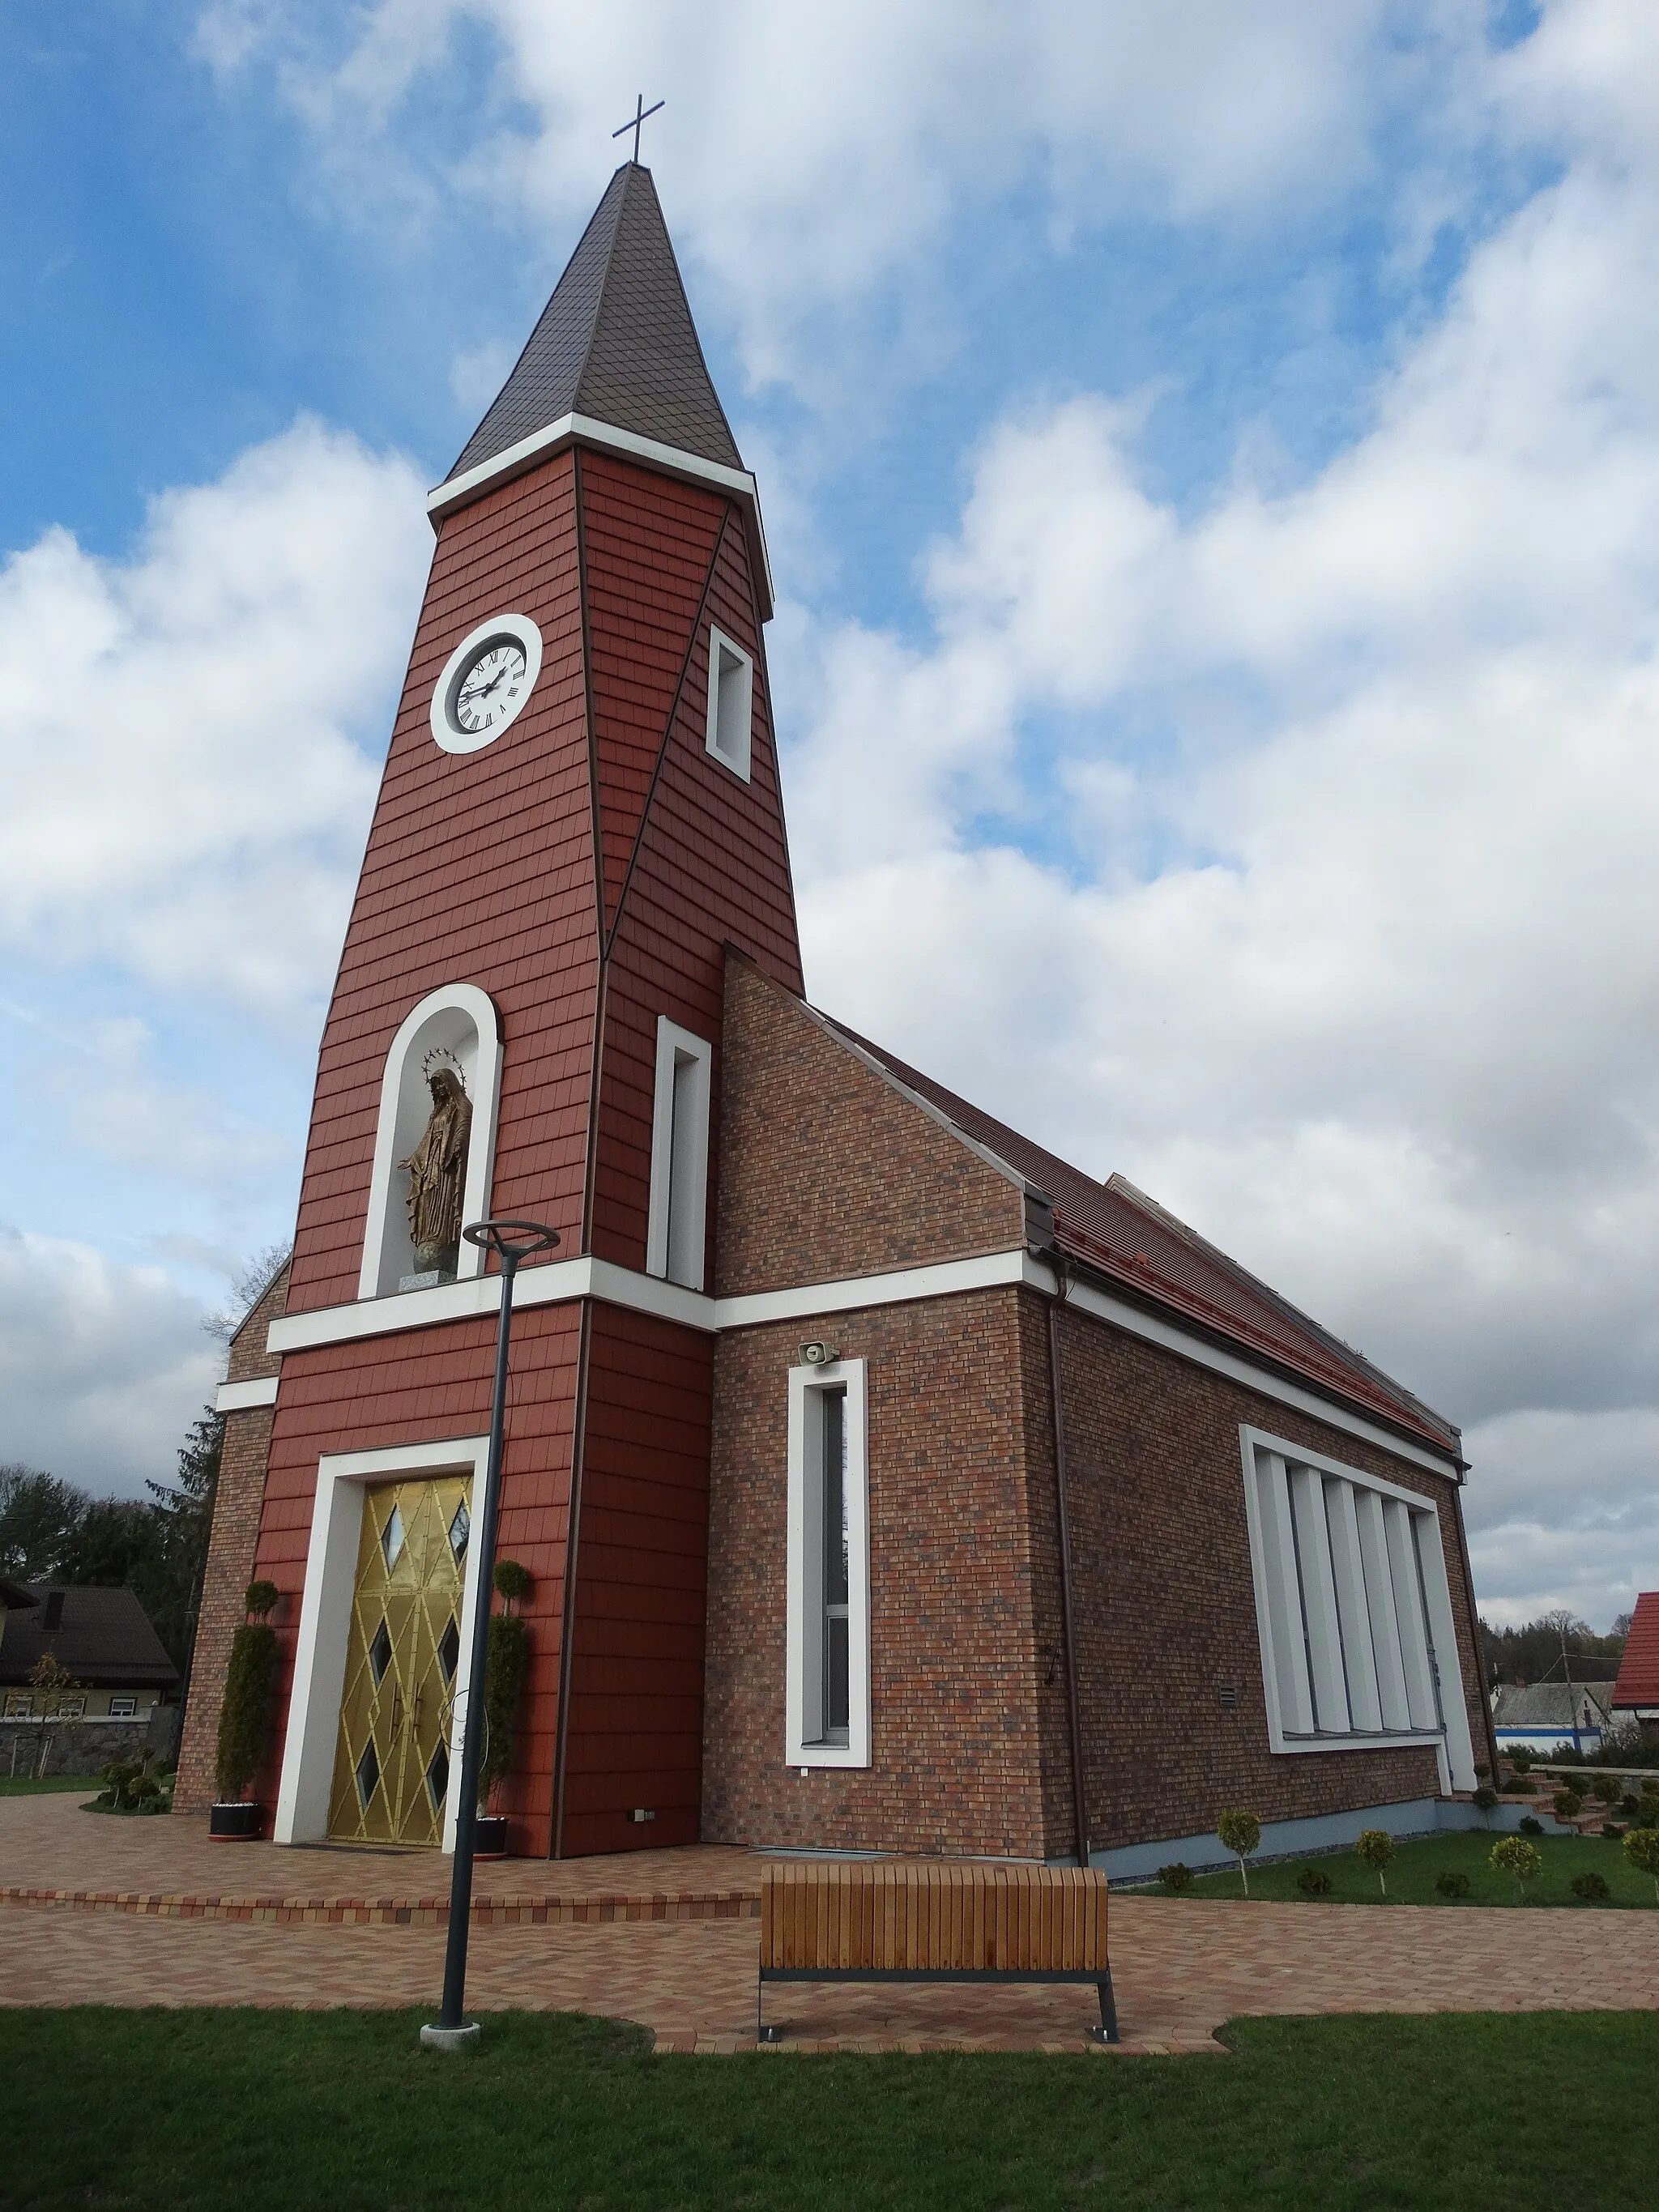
[1044,1256,1091,1871]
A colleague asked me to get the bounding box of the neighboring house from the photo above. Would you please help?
[177,159,1494,1879]
[1,1583,180,1775]
[1610,1591,1659,1743]
[1491,1679,1618,1757]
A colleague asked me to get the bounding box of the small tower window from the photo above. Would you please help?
[785,1357,871,1769]
[646,1017,713,1289]
[704,625,753,782]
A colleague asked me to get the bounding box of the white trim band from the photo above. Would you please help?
[426,412,776,620]
[265,1245,1459,1479]
[216,1376,279,1413]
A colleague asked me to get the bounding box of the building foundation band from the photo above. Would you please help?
[177,160,1493,1875]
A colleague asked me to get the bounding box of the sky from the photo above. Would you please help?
[3,0,1657,1631]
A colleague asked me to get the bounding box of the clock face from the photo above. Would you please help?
[452,638,527,735]
[430,613,543,754]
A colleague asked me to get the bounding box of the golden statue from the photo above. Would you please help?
[400,1066,473,1277]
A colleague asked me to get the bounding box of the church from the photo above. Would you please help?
[176,161,1495,1877]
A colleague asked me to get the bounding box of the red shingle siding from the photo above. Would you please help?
[558,1303,714,1856]
[714,954,1028,1298]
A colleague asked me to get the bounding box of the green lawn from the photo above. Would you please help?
[2,2007,1655,2211]
[1142,1827,1657,1907]
[0,1772,100,1797]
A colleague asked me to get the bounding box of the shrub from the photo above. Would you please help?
[214,1587,282,1802]
[1569,1871,1610,1902]
[96,1747,169,1814]
[1502,1772,1535,1794]
[1472,1784,1499,1816]
[1593,1775,1622,1805]
[1294,1865,1333,1898]
[477,1563,534,1811]
[1354,1828,1396,1896]
[1518,1815,1544,1837]
[1217,1808,1262,1895]
[1155,1862,1193,1894]
[1491,1835,1542,1899]
[1604,1822,1627,1841]
[1623,1826,1659,1905]
[1553,1789,1584,1820]
[1435,1871,1471,1899]
[1620,1793,1641,1818]
[1507,1747,1534,1773]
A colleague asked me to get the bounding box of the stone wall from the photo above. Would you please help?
[2,1704,179,1779]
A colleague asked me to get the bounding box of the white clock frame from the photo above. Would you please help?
[429,612,544,754]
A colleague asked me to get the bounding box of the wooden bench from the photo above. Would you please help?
[757,1860,1119,2044]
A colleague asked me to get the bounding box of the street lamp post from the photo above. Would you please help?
[420,1217,560,2052]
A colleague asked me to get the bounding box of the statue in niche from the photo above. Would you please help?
[399,1059,473,1283]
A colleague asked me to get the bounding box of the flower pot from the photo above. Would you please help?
[209,1801,265,1840]
[472,1813,509,1859]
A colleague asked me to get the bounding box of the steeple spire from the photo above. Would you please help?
[448,164,741,483]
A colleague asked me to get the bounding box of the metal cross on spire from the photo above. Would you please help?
[612,94,664,164]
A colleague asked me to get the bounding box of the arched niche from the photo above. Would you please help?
[358,983,504,1300]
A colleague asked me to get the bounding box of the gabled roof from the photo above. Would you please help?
[0,1583,177,1688]
[448,162,741,483]
[1613,1592,1659,1707]
[1491,1681,1618,1728]
[817,1013,1461,1460]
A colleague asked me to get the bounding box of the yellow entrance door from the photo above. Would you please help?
[327,1475,471,1847]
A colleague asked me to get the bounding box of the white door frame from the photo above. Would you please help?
[274,1435,490,1851]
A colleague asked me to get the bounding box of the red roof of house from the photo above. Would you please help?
[1613,1592,1659,1707]
[823,1016,1461,1461]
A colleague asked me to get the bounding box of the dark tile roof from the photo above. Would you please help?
[447,162,742,484]
[1613,1592,1659,1707]
[819,1013,1461,1460]
[1492,1681,1618,1729]
[0,1583,177,1688]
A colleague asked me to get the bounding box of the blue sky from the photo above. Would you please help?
[5,1,1659,1630]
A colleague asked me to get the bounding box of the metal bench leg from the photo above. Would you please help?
[756,1970,783,2044]
[1091,1970,1120,2046]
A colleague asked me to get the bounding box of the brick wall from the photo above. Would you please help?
[1042,1292,1486,1856]
[715,953,1027,1298]
[173,1263,288,1813]
[704,1289,1056,1858]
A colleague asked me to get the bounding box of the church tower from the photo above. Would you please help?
[223,164,801,1858]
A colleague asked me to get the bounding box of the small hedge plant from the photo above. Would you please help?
[1354,1828,1395,1896]
[1217,1809,1261,1895]
[1624,1826,1659,1904]
[1518,1815,1544,1837]
[1491,1835,1542,1900]
[214,1582,280,1804]
[96,1748,171,1814]
[1155,1862,1193,1894]
[1569,1871,1610,1902]
[1294,1865,1333,1898]
[1553,1788,1584,1820]
[477,1560,533,1813]
[1434,1870,1471,1899]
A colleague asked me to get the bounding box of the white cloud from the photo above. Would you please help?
[194,0,1486,391]
[0,418,429,1020]
[0,1231,222,1494]
[770,23,1659,1622]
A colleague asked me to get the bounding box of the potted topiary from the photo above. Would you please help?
[210,1581,280,1839]
[471,1561,532,1860]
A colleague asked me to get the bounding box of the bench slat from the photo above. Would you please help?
[761,1860,1108,1973]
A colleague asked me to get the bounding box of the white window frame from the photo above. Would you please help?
[645,1017,713,1290]
[108,1695,139,1718]
[1240,1426,1477,1792]
[785,1357,871,1769]
[274,1435,490,1852]
[704,624,753,782]
[357,983,503,1301]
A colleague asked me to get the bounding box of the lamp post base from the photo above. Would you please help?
[420,2022,481,2052]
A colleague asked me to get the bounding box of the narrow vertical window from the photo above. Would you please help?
[704,625,753,782]
[786,1358,870,1767]
[646,1018,713,1289]
[821,1387,850,1742]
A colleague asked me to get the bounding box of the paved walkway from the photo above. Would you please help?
[6,1795,1657,2053]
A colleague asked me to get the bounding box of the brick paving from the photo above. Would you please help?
[6,1796,1657,2053]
